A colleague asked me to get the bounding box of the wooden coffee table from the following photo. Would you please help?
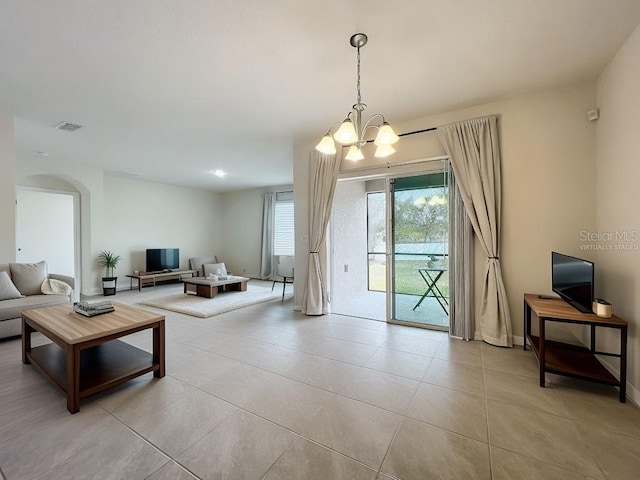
[183,276,250,298]
[22,302,165,414]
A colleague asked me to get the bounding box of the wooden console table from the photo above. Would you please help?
[523,293,628,402]
[126,269,196,291]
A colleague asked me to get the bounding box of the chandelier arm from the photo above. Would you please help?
[360,113,386,139]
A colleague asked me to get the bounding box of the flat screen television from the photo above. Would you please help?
[146,248,179,272]
[551,251,594,313]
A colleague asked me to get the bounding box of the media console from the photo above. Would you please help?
[126,270,196,291]
[523,293,628,402]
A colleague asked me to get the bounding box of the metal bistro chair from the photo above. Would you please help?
[272,255,294,300]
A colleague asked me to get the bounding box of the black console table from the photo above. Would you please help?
[523,293,628,402]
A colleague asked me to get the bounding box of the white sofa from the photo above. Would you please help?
[0,262,74,339]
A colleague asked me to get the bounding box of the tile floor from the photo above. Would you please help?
[1,281,639,479]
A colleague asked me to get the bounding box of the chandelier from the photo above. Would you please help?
[315,33,399,160]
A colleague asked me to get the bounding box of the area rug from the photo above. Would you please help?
[139,285,287,318]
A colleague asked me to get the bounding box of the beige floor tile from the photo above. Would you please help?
[481,343,539,378]
[423,358,485,395]
[0,405,137,480]
[578,423,640,480]
[146,461,198,480]
[484,369,570,417]
[177,410,297,480]
[434,337,483,366]
[262,437,377,480]
[381,418,491,480]
[96,374,195,424]
[491,446,589,480]
[283,355,361,391]
[383,334,440,357]
[363,347,433,380]
[166,347,240,387]
[243,373,333,432]
[240,344,314,374]
[406,382,488,442]
[321,323,394,346]
[199,362,282,407]
[487,399,604,479]
[302,395,403,469]
[394,327,447,341]
[336,367,420,414]
[127,389,237,456]
[554,380,640,438]
[29,420,168,480]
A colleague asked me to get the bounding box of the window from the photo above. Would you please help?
[274,193,294,256]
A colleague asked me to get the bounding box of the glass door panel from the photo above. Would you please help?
[389,172,450,328]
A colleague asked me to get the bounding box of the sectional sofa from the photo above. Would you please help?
[0,262,74,339]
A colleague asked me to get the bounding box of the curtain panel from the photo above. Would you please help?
[448,165,475,340]
[438,115,513,347]
[259,192,276,279]
[302,151,341,315]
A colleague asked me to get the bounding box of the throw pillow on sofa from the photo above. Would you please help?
[203,262,227,278]
[0,270,23,300]
[9,261,48,296]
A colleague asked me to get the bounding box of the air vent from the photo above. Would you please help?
[54,121,84,132]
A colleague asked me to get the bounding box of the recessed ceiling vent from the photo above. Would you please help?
[54,121,84,132]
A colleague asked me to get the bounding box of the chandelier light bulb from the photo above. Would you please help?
[334,118,358,144]
[315,134,337,154]
[374,122,400,146]
[374,144,396,158]
[345,146,364,161]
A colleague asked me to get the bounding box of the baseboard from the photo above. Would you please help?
[598,356,640,407]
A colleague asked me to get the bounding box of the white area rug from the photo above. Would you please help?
[139,285,286,318]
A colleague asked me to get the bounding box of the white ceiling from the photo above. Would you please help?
[1,1,639,192]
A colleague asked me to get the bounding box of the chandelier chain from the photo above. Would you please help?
[356,45,361,106]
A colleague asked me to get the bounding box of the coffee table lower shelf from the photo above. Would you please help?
[26,340,157,400]
[527,335,619,386]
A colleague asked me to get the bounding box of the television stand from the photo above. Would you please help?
[524,293,628,402]
[126,270,196,291]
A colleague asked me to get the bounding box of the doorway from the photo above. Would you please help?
[330,166,450,329]
[15,187,79,280]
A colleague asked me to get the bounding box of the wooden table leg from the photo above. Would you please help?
[620,325,627,403]
[22,318,33,364]
[67,345,80,414]
[153,321,166,378]
[539,316,546,388]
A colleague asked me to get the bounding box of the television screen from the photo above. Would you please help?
[551,251,594,313]
[146,248,179,272]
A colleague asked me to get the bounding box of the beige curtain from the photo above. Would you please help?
[302,151,341,315]
[448,164,474,340]
[438,115,512,347]
[259,192,275,279]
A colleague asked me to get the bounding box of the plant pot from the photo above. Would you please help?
[102,276,117,296]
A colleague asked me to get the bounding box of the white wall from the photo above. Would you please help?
[101,174,223,291]
[0,115,16,260]
[220,184,293,278]
[596,24,640,402]
[330,180,368,313]
[294,81,598,340]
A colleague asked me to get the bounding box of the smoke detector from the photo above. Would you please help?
[54,121,84,132]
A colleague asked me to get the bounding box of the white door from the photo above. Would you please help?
[15,188,76,277]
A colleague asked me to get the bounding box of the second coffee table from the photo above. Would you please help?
[183,276,250,298]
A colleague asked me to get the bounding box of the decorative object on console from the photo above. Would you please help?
[315,33,399,160]
[593,298,612,318]
[97,250,122,296]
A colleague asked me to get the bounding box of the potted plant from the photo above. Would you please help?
[97,250,121,296]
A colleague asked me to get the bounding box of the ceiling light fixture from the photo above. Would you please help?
[315,33,399,160]
[212,170,226,178]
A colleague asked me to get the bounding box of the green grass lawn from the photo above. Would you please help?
[369,260,450,297]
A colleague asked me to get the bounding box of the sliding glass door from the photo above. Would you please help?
[388,172,449,329]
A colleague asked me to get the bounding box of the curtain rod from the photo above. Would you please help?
[398,126,438,138]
